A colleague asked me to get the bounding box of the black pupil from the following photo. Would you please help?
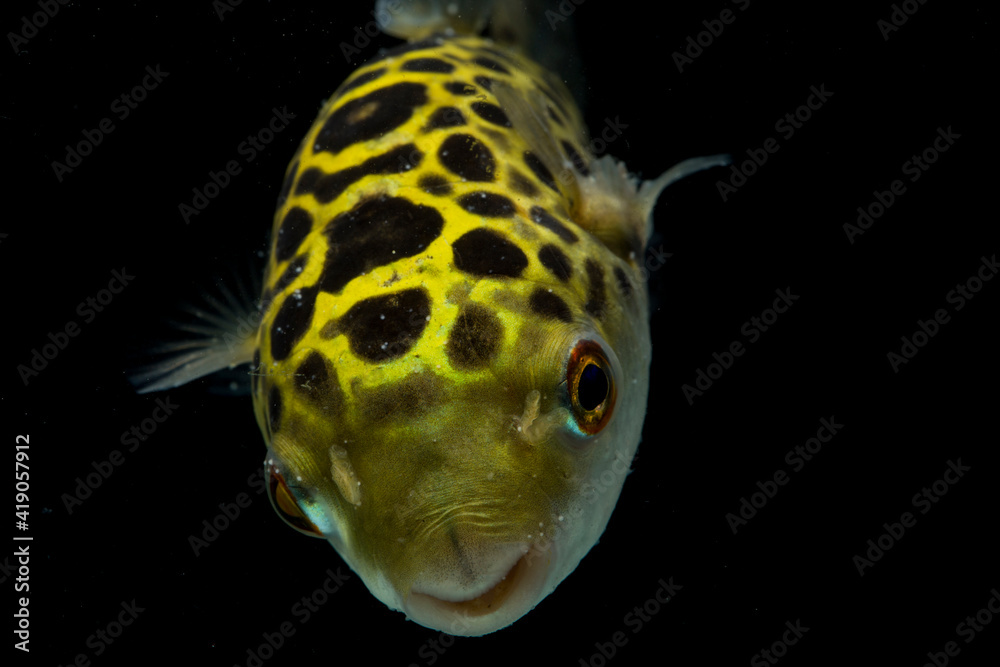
[577,363,608,411]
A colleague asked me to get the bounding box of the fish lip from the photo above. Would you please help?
[410,542,528,603]
[404,543,555,636]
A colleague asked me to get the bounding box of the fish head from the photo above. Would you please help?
[258,288,650,635]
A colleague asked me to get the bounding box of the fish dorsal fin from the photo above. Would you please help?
[375,0,496,39]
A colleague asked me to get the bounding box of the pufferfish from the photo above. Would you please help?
[132,0,726,636]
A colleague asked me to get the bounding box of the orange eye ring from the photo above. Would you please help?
[566,340,616,434]
[267,465,323,537]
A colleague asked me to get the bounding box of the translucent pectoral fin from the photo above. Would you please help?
[127,274,261,394]
[574,153,732,260]
[495,78,729,261]
[636,154,733,227]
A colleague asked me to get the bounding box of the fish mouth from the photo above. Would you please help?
[405,543,554,636]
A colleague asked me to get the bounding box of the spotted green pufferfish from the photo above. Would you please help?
[133,0,726,636]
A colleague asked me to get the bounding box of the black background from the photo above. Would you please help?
[4,1,995,665]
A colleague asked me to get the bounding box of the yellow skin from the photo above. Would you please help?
[252,34,655,636]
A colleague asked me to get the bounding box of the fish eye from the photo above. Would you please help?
[567,339,616,434]
[267,465,324,538]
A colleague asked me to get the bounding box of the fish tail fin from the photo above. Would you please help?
[375,0,498,40]
[376,0,582,98]
[378,0,587,112]
[127,254,263,395]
